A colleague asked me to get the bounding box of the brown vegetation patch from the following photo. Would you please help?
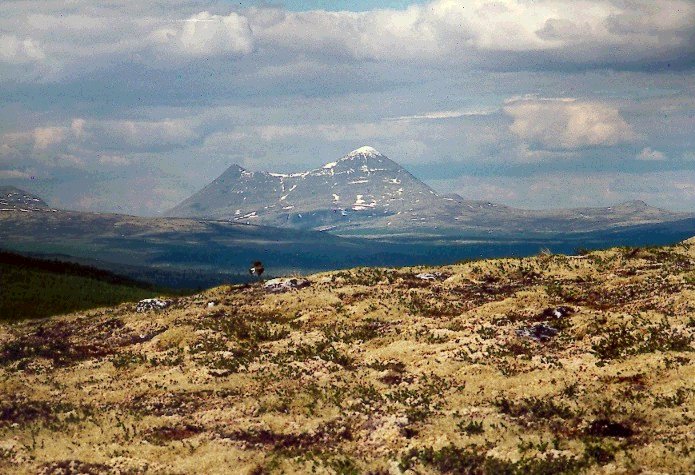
[219,422,352,453]
[0,317,166,367]
[143,424,204,445]
[38,460,123,475]
[128,390,213,417]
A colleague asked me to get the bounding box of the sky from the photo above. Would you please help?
[1,0,694,215]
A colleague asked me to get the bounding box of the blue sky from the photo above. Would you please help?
[1,0,694,214]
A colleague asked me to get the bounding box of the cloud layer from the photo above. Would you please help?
[1,0,693,81]
[1,1,694,214]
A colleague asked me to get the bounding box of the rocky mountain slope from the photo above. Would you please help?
[1,241,693,473]
[166,147,691,236]
[167,146,443,231]
[0,186,54,213]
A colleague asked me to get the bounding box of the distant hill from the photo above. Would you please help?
[0,251,165,321]
[167,146,691,236]
[3,186,695,289]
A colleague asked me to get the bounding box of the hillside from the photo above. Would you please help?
[5,201,695,291]
[0,241,693,473]
[166,147,691,236]
[0,251,164,321]
[0,207,421,288]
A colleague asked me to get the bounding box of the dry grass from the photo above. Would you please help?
[1,241,694,474]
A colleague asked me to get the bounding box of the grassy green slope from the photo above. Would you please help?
[0,253,164,321]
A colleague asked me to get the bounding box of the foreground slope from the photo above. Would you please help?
[0,242,693,473]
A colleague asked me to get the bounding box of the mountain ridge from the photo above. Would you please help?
[0,185,53,212]
[166,147,691,236]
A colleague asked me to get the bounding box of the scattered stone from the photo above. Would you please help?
[516,323,559,342]
[206,301,217,308]
[415,272,446,281]
[136,298,172,313]
[264,277,311,293]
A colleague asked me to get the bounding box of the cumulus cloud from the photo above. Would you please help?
[504,98,636,150]
[89,119,199,151]
[0,34,45,63]
[204,120,411,148]
[97,154,130,165]
[637,147,666,161]
[248,0,695,67]
[150,11,254,57]
[0,0,693,83]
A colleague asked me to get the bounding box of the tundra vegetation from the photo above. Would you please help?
[0,240,693,474]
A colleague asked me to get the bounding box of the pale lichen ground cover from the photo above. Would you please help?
[1,241,694,474]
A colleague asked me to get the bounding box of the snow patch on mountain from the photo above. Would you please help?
[346,146,381,158]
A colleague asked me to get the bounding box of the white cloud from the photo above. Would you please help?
[637,147,666,161]
[33,126,67,150]
[71,118,86,139]
[249,0,695,66]
[0,34,45,63]
[150,11,254,57]
[0,1,692,83]
[97,154,130,166]
[504,98,636,150]
[74,118,200,152]
[386,108,498,121]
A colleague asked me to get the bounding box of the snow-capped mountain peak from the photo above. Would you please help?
[167,146,441,228]
[345,146,383,159]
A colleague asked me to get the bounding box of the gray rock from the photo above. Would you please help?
[516,323,559,342]
[264,277,311,293]
[136,298,172,313]
[415,272,447,281]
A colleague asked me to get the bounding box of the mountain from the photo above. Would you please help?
[0,186,53,212]
[167,146,443,231]
[167,147,691,236]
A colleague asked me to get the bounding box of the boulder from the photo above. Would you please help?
[136,298,172,313]
[516,323,559,342]
[415,272,446,281]
[264,278,311,293]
